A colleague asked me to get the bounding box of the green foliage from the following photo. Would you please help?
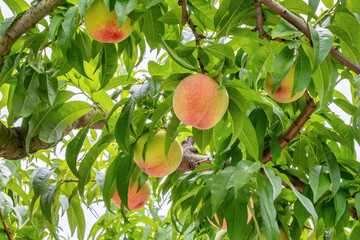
[0,0,360,239]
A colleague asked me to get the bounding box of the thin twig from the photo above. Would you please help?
[312,1,339,27]
[178,0,207,74]
[253,0,286,43]
[0,209,13,240]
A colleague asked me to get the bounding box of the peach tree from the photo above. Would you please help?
[0,0,359,239]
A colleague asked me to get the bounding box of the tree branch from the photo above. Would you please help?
[0,0,66,72]
[178,0,207,74]
[0,108,105,160]
[0,209,13,240]
[175,136,211,172]
[253,0,286,43]
[260,0,360,75]
[262,90,317,164]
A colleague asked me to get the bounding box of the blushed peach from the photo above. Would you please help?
[264,66,305,103]
[84,0,133,43]
[112,180,151,210]
[173,74,229,130]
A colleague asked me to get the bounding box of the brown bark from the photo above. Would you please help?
[0,108,105,160]
[0,0,65,71]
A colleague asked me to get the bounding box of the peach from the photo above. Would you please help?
[209,198,253,229]
[134,131,183,177]
[112,180,151,211]
[84,0,133,43]
[264,66,305,103]
[173,74,229,130]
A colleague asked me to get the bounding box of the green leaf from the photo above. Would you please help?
[66,44,89,78]
[334,190,346,225]
[26,91,74,152]
[355,193,360,218]
[102,158,117,211]
[192,128,213,153]
[188,0,215,30]
[309,25,334,71]
[327,25,360,65]
[100,43,118,89]
[211,167,236,213]
[292,48,311,96]
[204,44,236,68]
[312,57,336,111]
[40,183,59,223]
[115,98,135,154]
[12,206,27,227]
[0,165,11,190]
[322,143,341,195]
[263,167,282,200]
[39,101,92,143]
[290,183,318,226]
[158,7,182,25]
[214,0,252,37]
[228,99,244,149]
[3,0,29,14]
[0,54,16,87]
[38,74,58,105]
[68,196,86,240]
[293,138,307,171]
[161,39,197,71]
[115,0,137,28]
[78,0,96,18]
[322,114,355,152]
[165,115,181,159]
[233,160,260,197]
[269,132,281,162]
[0,16,16,38]
[148,93,174,135]
[115,154,133,211]
[281,0,315,17]
[49,14,63,42]
[60,7,80,53]
[257,174,280,240]
[322,0,333,8]
[309,165,331,202]
[130,83,150,105]
[78,133,115,199]
[224,189,249,239]
[31,168,54,196]
[6,181,30,205]
[271,46,294,93]
[144,5,165,49]
[238,116,259,160]
[0,192,13,218]
[66,114,104,178]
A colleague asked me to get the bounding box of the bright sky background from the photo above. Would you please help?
[0,1,359,239]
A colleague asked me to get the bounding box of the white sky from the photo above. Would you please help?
[0,1,359,239]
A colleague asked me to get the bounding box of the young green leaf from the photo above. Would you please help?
[115,98,135,154]
[309,25,334,71]
[309,165,331,202]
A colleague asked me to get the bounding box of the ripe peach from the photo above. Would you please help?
[112,180,151,211]
[173,74,229,130]
[84,0,133,43]
[134,131,183,177]
[264,66,305,103]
